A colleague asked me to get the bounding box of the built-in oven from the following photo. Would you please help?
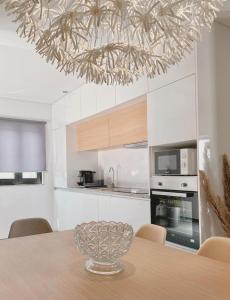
[150,188,200,249]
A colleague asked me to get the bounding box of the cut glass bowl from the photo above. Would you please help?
[75,221,134,275]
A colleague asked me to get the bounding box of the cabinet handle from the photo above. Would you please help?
[181,183,188,188]
[158,182,163,186]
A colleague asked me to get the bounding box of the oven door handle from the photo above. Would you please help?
[151,191,188,198]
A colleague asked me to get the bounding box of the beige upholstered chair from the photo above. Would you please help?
[135,224,167,245]
[197,237,230,264]
[8,218,53,238]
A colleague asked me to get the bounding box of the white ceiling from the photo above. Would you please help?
[0,9,83,104]
[0,2,230,104]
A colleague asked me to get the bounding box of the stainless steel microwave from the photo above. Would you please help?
[154,149,197,176]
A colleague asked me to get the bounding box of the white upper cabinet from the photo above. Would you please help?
[96,85,116,112]
[52,97,67,129]
[81,83,97,118]
[148,75,197,146]
[116,76,148,105]
[148,50,196,92]
[65,88,82,124]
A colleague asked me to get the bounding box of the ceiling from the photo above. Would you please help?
[0,9,83,104]
[0,2,230,104]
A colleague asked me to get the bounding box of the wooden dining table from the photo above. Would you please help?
[0,230,229,300]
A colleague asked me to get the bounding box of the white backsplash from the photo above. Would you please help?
[98,148,149,189]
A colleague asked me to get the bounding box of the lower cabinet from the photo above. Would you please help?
[54,191,98,230]
[54,190,150,232]
[98,196,150,231]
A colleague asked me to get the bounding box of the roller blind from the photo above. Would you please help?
[0,118,46,172]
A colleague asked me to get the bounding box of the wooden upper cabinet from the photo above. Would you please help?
[109,96,147,147]
[76,96,147,151]
[76,116,109,151]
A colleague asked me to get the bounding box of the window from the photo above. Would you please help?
[0,118,46,185]
[0,172,43,185]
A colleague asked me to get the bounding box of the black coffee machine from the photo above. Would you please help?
[77,170,96,187]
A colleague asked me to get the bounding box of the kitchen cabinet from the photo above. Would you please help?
[109,97,147,147]
[99,195,151,231]
[116,76,148,105]
[52,98,67,129]
[81,83,97,118]
[76,97,147,151]
[96,85,116,112]
[148,50,196,92]
[54,190,150,232]
[76,115,110,151]
[148,75,197,146]
[65,89,82,124]
[55,191,98,230]
[53,127,67,187]
[98,195,111,221]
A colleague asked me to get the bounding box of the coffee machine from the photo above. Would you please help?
[77,170,96,187]
[77,170,105,188]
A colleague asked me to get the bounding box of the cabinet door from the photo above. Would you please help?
[109,97,147,147]
[81,83,97,118]
[65,89,82,124]
[116,76,148,105]
[78,193,99,223]
[55,191,98,231]
[53,127,67,188]
[148,75,197,146]
[76,115,110,151]
[52,98,67,129]
[148,50,196,92]
[96,85,116,112]
[98,196,111,221]
[100,196,150,232]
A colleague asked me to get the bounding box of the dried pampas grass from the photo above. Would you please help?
[200,154,230,236]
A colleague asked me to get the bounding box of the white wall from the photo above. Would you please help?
[0,98,54,238]
[197,23,230,240]
[98,148,149,189]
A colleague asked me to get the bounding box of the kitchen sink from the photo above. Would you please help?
[100,187,148,194]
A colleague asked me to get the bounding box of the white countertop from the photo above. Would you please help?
[55,186,150,201]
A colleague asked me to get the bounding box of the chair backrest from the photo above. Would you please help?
[135,224,167,245]
[197,237,230,264]
[8,218,53,238]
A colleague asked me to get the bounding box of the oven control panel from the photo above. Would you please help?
[150,176,198,192]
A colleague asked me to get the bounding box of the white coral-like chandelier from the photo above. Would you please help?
[1,0,224,85]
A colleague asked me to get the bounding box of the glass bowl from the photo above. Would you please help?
[75,221,134,275]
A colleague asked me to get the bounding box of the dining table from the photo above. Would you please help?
[0,230,229,300]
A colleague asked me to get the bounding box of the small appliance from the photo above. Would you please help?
[77,170,95,187]
[77,170,104,188]
[154,148,197,176]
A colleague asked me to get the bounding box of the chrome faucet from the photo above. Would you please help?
[109,167,115,188]
[116,164,121,188]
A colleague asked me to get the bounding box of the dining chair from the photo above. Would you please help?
[135,224,167,245]
[8,218,53,238]
[197,237,230,264]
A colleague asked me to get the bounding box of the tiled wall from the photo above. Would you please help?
[98,148,149,189]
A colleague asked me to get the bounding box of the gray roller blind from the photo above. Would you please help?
[0,118,46,172]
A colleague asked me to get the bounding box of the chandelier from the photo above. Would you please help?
[1,0,224,85]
